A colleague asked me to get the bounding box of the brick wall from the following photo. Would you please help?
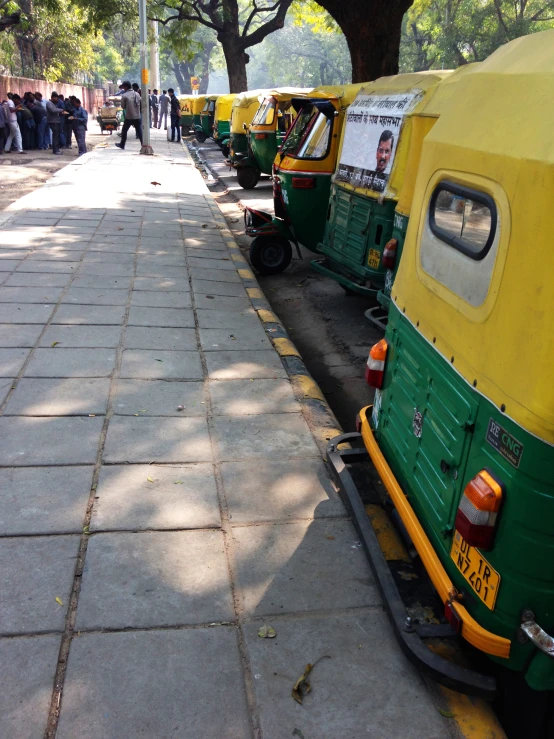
[0,75,106,114]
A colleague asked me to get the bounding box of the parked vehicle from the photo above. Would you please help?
[96,97,122,134]
[178,95,195,135]
[236,88,309,190]
[228,90,269,172]
[195,94,219,143]
[191,95,207,133]
[212,93,237,157]
[244,84,364,274]
[328,30,554,736]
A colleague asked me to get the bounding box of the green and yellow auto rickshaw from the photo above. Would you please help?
[228,90,269,170]
[328,30,554,736]
[235,88,310,189]
[244,84,364,274]
[212,93,237,157]
[195,94,219,143]
[191,94,206,132]
[178,95,195,135]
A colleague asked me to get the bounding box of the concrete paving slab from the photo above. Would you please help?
[222,459,345,523]
[62,287,129,305]
[130,290,191,308]
[205,350,287,380]
[0,259,23,271]
[133,276,190,291]
[0,635,62,738]
[0,286,64,303]
[212,413,320,461]
[4,378,110,416]
[244,612,447,739]
[0,249,31,259]
[24,348,116,377]
[71,274,132,290]
[81,252,135,265]
[0,416,103,465]
[89,242,137,253]
[0,464,93,535]
[123,326,197,350]
[52,304,127,325]
[138,254,187,267]
[2,272,71,287]
[0,535,80,634]
[16,261,78,274]
[134,264,189,278]
[196,308,259,330]
[185,247,231,261]
[209,379,299,416]
[113,379,205,416]
[77,263,134,277]
[40,238,92,250]
[128,306,195,328]
[40,325,121,348]
[192,278,249,298]
[0,377,13,404]
[27,249,84,261]
[184,236,227,249]
[0,348,30,377]
[188,256,237,271]
[0,303,55,324]
[190,266,241,283]
[56,629,250,739]
[233,519,378,616]
[91,463,220,531]
[76,530,232,629]
[0,324,43,347]
[193,294,250,313]
[199,325,272,352]
[120,349,202,379]
[103,416,211,463]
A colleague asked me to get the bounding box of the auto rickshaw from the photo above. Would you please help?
[195,94,219,143]
[191,94,206,132]
[212,93,237,157]
[244,84,364,274]
[178,95,195,136]
[328,30,554,737]
[228,90,269,171]
[235,88,310,189]
[96,96,122,134]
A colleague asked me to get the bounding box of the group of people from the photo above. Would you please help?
[115,81,181,150]
[0,90,88,156]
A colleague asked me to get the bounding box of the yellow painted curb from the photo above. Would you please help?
[246,287,264,299]
[231,253,248,264]
[291,374,326,402]
[238,268,255,280]
[258,309,279,324]
[272,337,301,358]
[365,504,411,563]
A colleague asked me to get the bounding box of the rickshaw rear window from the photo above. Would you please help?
[430,182,497,260]
[202,101,209,112]
[208,101,216,113]
[252,99,276,126]
[281,105,332,159]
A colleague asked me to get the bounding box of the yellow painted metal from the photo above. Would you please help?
[359,406,511,659]
[214,93,237,125]
[249,87,312,132]
[190,96,206,115]
[178,95,194,115]
[230,89,271,134]
[393,29,554,444]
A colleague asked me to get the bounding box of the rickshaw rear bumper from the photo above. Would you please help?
[310,259,379,297]
[244,207,291,241]
[326,424,500,700]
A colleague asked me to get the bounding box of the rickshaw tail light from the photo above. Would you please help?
[365,339,388,389]
[292,177,316,189]
[444,602,462,634]
[455,469,504,550]
[255,133,267,139]
[382,239,398,270]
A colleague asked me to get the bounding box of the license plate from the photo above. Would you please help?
[368,249,380,269]
[450,531,500,610]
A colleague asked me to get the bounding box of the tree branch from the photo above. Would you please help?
[242,0,292,46]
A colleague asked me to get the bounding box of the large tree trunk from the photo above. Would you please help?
[317,0,414,82]
[173,60,188,93]
[219,34,248,92]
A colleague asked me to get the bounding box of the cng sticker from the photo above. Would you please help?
[486,418,524,469]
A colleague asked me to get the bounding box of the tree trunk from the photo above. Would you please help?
[317,0,414,82]
[219,35,248,93]
[173,60,188,93]
[199,43,214,94]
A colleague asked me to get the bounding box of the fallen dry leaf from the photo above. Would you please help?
[258,624,276,639]
[55,597,64,606]
[51,341,59,347]
[147,476,155,483]
[151,181,161,186]
[292,656,330,705]
[438,709,456,718]
[174,480,184,484]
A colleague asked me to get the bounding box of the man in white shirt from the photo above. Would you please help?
[3,93,24,154]
[115,81,143,150]
[157,90,169,130]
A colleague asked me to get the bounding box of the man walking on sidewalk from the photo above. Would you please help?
[3,93,24,154]
[69,98,88,156]
[150,89,159,128]
[168,88,181,143]
[46,92,68,155]
[115,81,142,150]
[158,90,169,130]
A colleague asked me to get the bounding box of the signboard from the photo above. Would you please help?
[191,76,200,90]
[336,92,419,194]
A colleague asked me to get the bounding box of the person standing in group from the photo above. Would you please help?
[46,92,69,155]
[115,81,142,150]
[57,94,67,147]
[158,90,169,130]
[150,89,159,128]
[168,88,181,143]
[32,92,48,149]
[34,92,51,148]
[63,95,75,148]
[3,93,24,154]
[69,98,88,156]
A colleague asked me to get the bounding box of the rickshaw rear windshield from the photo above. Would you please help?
[202,101,210,112]
[281,102,332,159]
[252,98,276,126]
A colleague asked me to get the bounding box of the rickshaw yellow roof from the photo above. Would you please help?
[291,84,366,108]
[266,87,314,103]
[232,89,272,109]
[215,94,237,121]
[191,96,207,114]
[393,29,554,442]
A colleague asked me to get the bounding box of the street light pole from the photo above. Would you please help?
[139,0,153,155]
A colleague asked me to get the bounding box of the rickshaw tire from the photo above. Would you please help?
[195,131,207,143]
[250,236,292,275]
[221,145,230,158]
[237,167,261,189]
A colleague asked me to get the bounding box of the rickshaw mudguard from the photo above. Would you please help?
[243,207,293,242]
[327,428,498,699]
[310,259,379,298]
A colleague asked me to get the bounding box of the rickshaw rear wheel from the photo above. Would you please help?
[250,236,292,275]
[221,144,230,158]
[195,131,207,143]
[237,167,261,189]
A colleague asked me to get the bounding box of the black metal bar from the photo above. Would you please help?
[327,432,497,700]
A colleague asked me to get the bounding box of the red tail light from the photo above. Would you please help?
[382,238,398,270]
[355,413,362,432]
[444,602,462,634]
[255,133,267,140]
[455,469,504,550]
[365,339,388,389]
[292,177,316,189]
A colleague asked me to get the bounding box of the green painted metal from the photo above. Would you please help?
[278,171,331,253]
[248,131,287,176]
[180,113,194,127]
[374,302,554,686]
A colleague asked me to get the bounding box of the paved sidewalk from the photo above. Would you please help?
[0,129,449,738]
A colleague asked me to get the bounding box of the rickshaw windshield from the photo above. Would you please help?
[252,98,276,126]
[201,101,210,113]
[208,100,216,113]
[281,103,332,159]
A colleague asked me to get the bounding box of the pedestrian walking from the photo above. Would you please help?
[168,88,181,143]
[115,81,142,150]
[3,93,24,154]
[64,95,75,148]
[151,88,159,128]
[158,90,169,130]
[46,92,69,155]
[69,98,88,156]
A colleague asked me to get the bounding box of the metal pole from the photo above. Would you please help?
[139,0,153,155]
[149,20,160,91]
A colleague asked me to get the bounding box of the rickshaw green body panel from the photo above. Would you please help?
[229,132,248,162]
[198,111,214,138]
[278,170,331,253]
[193,114,201,128]
[248,131,286,176]
[213,120,230,146]
[374,302,554,688]
[180,113,194,127]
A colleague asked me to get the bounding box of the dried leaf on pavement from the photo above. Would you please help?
[258,624,276,639]
[55,597,64,606]
[147,476,155,483]
[292,656,331,705]
[51,341,59,347]
[438,709,456,718]
[151,181,161,186]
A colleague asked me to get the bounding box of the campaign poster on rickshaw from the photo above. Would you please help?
[336,92,419,193]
